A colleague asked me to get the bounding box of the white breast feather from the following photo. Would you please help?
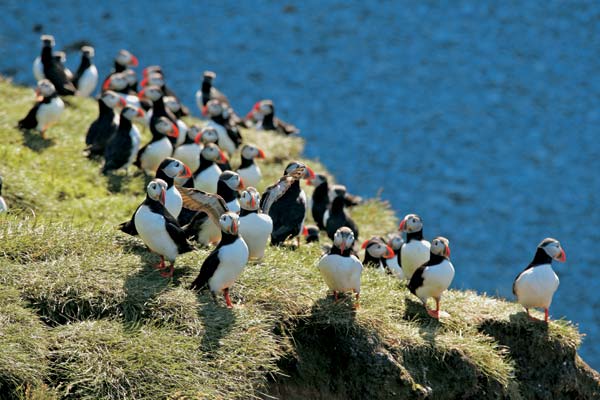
[208,238,249,293]
[206,120,235,155]
[134,205,179,262]
[126,125,142,169]
[165,186,182,218]
[317,254,363,293]
[194,164,222,193]
[237,164,262,188]
[401,240,431,280]
[36,97,64,131]
[415,259,455,301]
[140,137,173,175]
[239,213,273,259]
[386,256,405,280]
[173,143,201,173]
[76,65,98,97]
[514,264,559,309]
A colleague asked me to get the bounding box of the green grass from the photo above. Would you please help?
[0,78,599,399]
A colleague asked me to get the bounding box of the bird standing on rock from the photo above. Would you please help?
[72,46,98,97]
[235,144,266,189]
[102,105,144,174]
[513,238,566,322]
[238,187,273,260]
[408,236,454,319]
[398,213,431,280]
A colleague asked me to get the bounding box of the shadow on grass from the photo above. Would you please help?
[106,173,133,194]
[21,129,55,152]
[196,292,235,355]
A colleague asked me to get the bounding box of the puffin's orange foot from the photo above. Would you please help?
[427,309,440,319]
[159,265,174,278]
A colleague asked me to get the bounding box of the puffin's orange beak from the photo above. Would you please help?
[302,226,308,236]
[361,240,369,249]
[168,123,179,138]
[201,105,208,116]
[218,150,228,164]
[306,167,316,180]
[179,164,192,179]
[445,245,451,258]
[138,89,146,99]
[137,108,145,117]
[257,149,266,159]
[251,197,257,209]
[160,189,166,205]
[384,246,395,259]
[102,78,111,91]
[130,54,139,67]
[557,248,566,262]
[194,133,203,144]
[119,97,127,107]
[238,178,245,190]
[140,76,148,87]
[399,219,406,231]
[231,222,238,235]
[340,242,346,253]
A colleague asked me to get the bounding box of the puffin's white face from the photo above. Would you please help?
[241,144,266,160]
[200,127,219,144]
[163,96,181,113]
[116,49,138,67]
[284,162,315,180]
[203,71,216,81]
[388,235,404,251]
[41,34,55,47]
[141,86,162,102]
[101,91,125,109]
[162,158,191,179]
[258,100,273,115]
[219,212,239,235]
[155,117,178,138]
[334,227,355,252]
[108,73,128,91]
[220,171,244,191]
[539,238,566,262]
[147,73,164,87]
[363,239,395,259]
[82,46,95,58]
[54,51,67,63]
[201,143,226,163]
[206,100,223,117]
[188,125,202,141]
[399,214,423,233]
[240,188,260,210]
[37,79,56,97]
[430,237,450,258]
[121,106,142,121]
[147,179,167,204]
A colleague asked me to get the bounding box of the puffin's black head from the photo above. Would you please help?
[115,49,139,67]
[102,72,128,92]
[219,171,245,191]
[41,34,55,48]
[306,173,327,187]
[143,65,163,78]
[240,187,260,211]
[120,105,144,121]
[399,213,423,233]
[284,161,316,181]
[333,226,355,254]
[147,179,168,205]
[538,238,566,262]
[157,158,192,180]
[81,46,94,59]
[154,117,179,139]
[142,72,164,89]
[241,144,266,161]
[430,236,451,259]
[387,234,404,251]
[361,237,394,259]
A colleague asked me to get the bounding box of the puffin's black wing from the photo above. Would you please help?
[275,117,300,135]
[408,265,427,296]
[103,132,132,173]
[18,102,41,130]
[343,193,363,207]
[118,206,140,236]
[226,126,243,147]
[190,248,220,291]
[164,215,194,254]
[44,61,76,96]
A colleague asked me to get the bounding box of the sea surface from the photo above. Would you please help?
[1,0,599,369]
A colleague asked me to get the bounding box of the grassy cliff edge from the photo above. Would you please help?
[0,78,598,399]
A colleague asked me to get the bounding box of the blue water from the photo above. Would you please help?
[1,1,599,369]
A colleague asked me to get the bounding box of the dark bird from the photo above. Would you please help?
[324,185,359,241]
[18,79,64,139]
[38,35,76,95]
[85,90,125,158]
[72,46,98,97]
[102,105,143,174]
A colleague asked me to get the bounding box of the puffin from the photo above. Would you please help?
[324,185,359,241]
[72,46,98,97]
[235,144,266,189]
[260,161,315,246]
[102,105,144,174]
[408,236,455,319]
[85,90,126,158]
[216,170,245,213]
[124,69,139,95]
[0,176,7,213]
[189,212,249,308]
[134,179,194,278]
[102,49,139,89]
[204,99,242,156]
[198,126,232,171]
[317,227,363,303]
[308,174,363,231]
[163,96,189,147]
[256,99,300,135]
[102,72,141,108]
[136,116,179,175]
[361,237,395,272]
[302,225,320,244]
[238,187,273,260]
[37,35,76,96]
[154,157,193,219]
[196,70,230,109]
[513,238,566,322]
[33,50,69,82]
[384,234,405,280]
[193,143,227,193]
[141,71,189,117]
[172,125,203,173]
[18,79,64,138]
[139,85,178,135]
[398,213,431,280]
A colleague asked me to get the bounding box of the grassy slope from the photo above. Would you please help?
[0,78,598,399]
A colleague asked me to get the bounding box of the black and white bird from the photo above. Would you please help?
[72,46,98,97]
[189,212,249,308]
[0,176,7,213]
[37,35,76,96]
[196,70,230,109]
[318,227,363,303]
[102,49,139,89]
[154,157,193,219]
[384,234,405,280]
[193,143,227,193]
[216,170,245,213]
[513,238,566,322]
[235,144,266,189]
[255,99,300,135]
[204,99,242,156]
[408,237,454,319]
[103,72,141,108]
[261,161,315,246]
[172,125,203,173]
[238,187,273,260]
[102,105,143,174]
[324,185,359,241]
[136,116,179,175]
[398,214,431,280]
[33,50,69,82]
[142,71,189,117]
[361,237,395,272]
[198,127,232,172]
[308,174,363,231]
[18,79,64,138]
[134,179,194,278]
[302,225,320,244]
[85,90,125,158]
[163,96,189,147]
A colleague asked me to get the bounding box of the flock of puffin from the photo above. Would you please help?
[2,35,568,321]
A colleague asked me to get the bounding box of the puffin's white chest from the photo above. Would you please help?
[76,65,98,97]
[194,164,222,193]
[415,260,455,301]
[226,199,240,213]
[206,120,235,155]
[140,137,173,175]
[196,218,222,246]
[121,94,141,109]
[134,205,178,262]
[37,97,64,131]
[165,186,182,218]
[208,238,249,293]
[32,57,44,81]
[0,197,7,213]
[237,164,262,188]
[401,240,431,279]
[514,264,559,309]
[385,256,405,280]
[126,125,142,169]
[239,212,273,259]
[173,143,201,173]
[318,254,363,293]
[175,120,188,147]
